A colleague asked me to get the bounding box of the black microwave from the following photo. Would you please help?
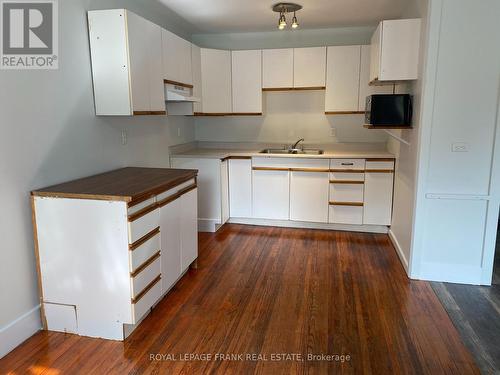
[365,94,412,127]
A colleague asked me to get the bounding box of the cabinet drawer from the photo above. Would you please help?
[330,171,365,181]
[128,197,155,216]
[365,159,395,171]
[252,157,329,170]
[330,159,365,171]
[329,205,363,225]
[131,253,161,299]
[131,275,161,324]
[330,183,364,203]
[129,229,160,272]
[156,178,196,202]
[128,208,160,244]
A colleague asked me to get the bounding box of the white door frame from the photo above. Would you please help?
[480,83,500,285]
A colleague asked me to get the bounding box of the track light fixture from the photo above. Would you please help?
[272,3,302,30]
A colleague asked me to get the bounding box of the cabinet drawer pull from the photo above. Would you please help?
[128,203,158,222]
[329,180,364,184]
[329,201,364,206]
[129,227,160,250]
[330,169,365,173]
[290,168,329,173]
[341,162,354,166]
[131,251,161,278]
[132,275,161,304]
[252,167,289,172]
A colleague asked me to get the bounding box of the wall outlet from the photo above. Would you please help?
[330,127,337,137]
[121,130,127,145]
[177,127,181,137]
[452,142,469,152]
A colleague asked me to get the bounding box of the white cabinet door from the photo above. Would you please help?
[293,47,327,88]
[201,48,232,113]
[162,29,193,86]
[252,169,289,220]
[180,188,198,271]
[232,50,262,113]
[290,171,329,223]
[371,19,421,82]
[148,24,165,112]
[325,45,361,112]
[229,159,252,218]
[220,160,229,224]
[191,44,203,113]
[126,11,151,113]
[262,48,294,88]
[159,198,181,294]
[363,171,394,225]
[88,9,131,115]
[358,45,393,111]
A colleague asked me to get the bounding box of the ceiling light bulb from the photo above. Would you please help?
[291,12,298,28]
[278,12,287,27]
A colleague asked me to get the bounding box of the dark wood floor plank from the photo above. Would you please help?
[0,224,479,375]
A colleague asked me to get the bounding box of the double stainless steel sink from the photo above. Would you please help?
[260,148,324,155]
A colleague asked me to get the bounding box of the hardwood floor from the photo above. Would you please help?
[0,224,478,374]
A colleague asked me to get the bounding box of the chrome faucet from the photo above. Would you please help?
[290,138,305,150]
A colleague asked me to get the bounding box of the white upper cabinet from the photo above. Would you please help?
[369,19,421,83]
[358,45,393,111]
[191,44,203,113]
[325,45,361,113]
[200,48,232,113]
[293,47,327,88]
[231,50,262,114]
[88,9,165,115]
[262,48,294,89]
[161,29,192,86]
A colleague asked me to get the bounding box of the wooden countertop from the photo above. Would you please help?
[32,167,198,206]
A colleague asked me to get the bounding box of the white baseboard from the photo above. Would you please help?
[416,262,482,285]
[0,305,42,359]
[388,229,409,274]
[197,218,218,232]
[227,217,389,234]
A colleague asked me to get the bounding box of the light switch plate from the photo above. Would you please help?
[452,142,469,152]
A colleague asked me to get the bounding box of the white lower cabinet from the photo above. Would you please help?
[180,188,198,271]
[363,160,395,225]
[290,169,329,223]
[329,205,364,225]
[252,168,290,220]
[159,198,181,294]
[229,158,253,218]
[363,171,394,225]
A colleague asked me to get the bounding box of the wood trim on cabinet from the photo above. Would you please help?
[329,201,364,206]
[290,168,330,173]
[329,180,365,184]
[131,275,161,304]
[157,183,197,208]
[193,112,232,116]
[366,158,395,162]
[163,79,193,89]
[365,169,394,173]
[262,86,326,92]
[325,111,365,115]
[220,156,252,161]
[133,111,167,116]
[364,125,412,129]
[131,251,161,278]
[128,203,158,222]
[129,227,160,251]
[31,191,130,202]
[330,169,365,173]
[30,196,47,330]
[252,167,290,172]
[230,113,263,116]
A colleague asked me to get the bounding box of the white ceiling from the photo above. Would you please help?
[158,0,412,33]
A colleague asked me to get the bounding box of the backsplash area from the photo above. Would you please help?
[194,90,389,144]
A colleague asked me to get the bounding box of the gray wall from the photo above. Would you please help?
[0,0,195,345]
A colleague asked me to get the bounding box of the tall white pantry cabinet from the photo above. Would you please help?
[31,168,199,340]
